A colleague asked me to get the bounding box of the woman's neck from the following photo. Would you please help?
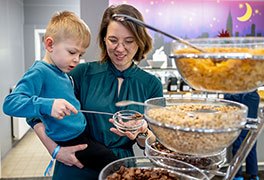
[111,61,132,72]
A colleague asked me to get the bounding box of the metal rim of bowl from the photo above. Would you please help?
[144,97,248,133]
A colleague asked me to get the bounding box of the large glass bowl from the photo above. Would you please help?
[171,37,264,93]
[99,156,209,180]
[144,97,248,156]
[145,137,226,171]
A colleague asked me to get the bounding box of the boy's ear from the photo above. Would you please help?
[45,37,54,52]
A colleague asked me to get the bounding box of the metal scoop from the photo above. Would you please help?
[79,109,113,116]
[112,13,205,53]
[115,100,161,108]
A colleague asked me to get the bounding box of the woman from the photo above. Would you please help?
[27,4,163,179]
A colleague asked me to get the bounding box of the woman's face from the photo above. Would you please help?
[105,21,139,71]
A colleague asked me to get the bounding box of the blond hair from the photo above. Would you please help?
[45,11,91,49]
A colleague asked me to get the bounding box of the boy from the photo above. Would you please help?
[3,11,117,173]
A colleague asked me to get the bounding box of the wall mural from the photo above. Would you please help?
[109,0,264,57]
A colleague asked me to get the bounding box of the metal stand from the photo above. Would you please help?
[219,107,264,180]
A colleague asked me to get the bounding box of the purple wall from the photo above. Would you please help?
[110,0,264,40]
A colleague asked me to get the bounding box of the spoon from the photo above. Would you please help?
[112,14,205,53]
[79,109,114,116]
[115,100,161,108]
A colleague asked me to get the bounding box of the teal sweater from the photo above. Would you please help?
[3,61,86,141]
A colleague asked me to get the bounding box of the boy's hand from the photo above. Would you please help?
[51,99,78,119]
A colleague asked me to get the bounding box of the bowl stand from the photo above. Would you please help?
[222,108,264,180]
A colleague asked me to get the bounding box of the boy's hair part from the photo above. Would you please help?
[44,11,91,49]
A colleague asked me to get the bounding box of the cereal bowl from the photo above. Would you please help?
[147,60,165,68]
[145,137,226,170]
[99,156,209,180]
[112,110,144,133]
[144,97,248,156]
[171,37,264,93]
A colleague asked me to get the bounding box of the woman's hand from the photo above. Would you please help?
[56,144,88,168]
[109,118,148,140]
[33,122,87,169]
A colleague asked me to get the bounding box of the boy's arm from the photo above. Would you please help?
[3,68,54,118]
[33,122,87,168]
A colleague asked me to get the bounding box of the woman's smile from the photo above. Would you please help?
[115,53,126,61]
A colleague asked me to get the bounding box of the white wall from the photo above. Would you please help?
[80,0,108,61]
[0,0,25,159]
[0,146,1,177]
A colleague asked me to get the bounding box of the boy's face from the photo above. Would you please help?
[49,38,86,73]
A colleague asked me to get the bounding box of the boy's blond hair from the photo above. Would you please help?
[44,11,91,49]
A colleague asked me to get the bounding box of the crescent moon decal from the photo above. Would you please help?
[237,3,252,22]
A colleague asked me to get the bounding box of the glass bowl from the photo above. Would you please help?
[145,137,226,170]
[99,156,209,180]
[112,110,144,133]
[171,37,264,93]
[144,97,248,156]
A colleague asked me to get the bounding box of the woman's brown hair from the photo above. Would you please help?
[98,4,152,62]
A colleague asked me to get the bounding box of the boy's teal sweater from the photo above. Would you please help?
[3,61,86,141]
